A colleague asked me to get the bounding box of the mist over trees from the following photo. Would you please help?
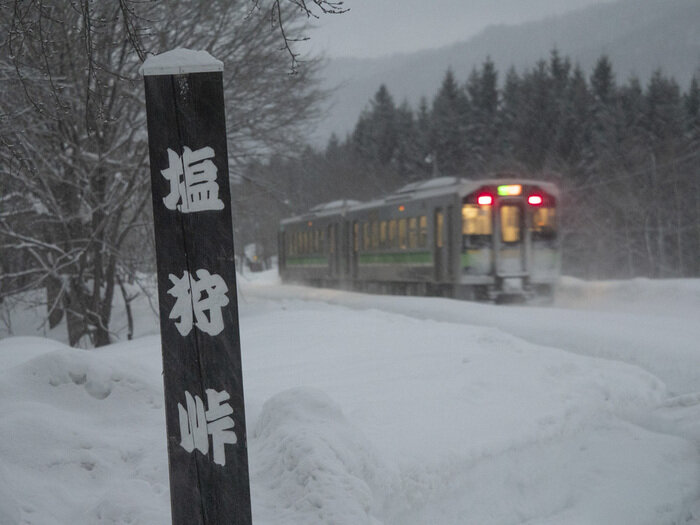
[0,0,334,346]
[246,51,700,280]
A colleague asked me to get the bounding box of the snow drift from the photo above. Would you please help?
[1,273,699,523]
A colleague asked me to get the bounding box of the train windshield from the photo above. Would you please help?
[462,203,492,248]
[531,206,557,241]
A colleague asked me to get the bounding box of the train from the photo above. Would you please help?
[278,176,560,302]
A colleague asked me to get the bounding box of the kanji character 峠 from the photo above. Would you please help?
[178,389,238,466]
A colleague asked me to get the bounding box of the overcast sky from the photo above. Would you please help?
[302,0,618,59]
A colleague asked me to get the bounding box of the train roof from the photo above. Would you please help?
[280,177,559,225]
[309,199,362,212]
[280,199,361,224]
[391,176,559,201]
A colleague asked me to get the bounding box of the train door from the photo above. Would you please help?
[434,209,446,281]
[341,221,350,279]
[446,205,454,280]
[495,202,526,276]
[328,223,337,277]
[351,221,359,278]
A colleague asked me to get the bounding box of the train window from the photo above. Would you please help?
[418,216,427,247]
[500,205,522,243]
[436,212,444,248]
[380,221,387,248]
[531,207,557,241]
[389,220,398,248]
[398,218,408,250]
[408,217,418,249]
[371,221,379,249]
[363,222,370,251]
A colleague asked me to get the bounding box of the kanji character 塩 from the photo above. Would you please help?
[161,146,224,213]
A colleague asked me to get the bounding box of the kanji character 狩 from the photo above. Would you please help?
[167,269,229,336]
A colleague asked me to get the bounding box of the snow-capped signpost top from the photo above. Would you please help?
[142,50,252,525]
[141,48,224,76]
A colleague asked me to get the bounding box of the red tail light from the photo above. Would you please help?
[477,194,494,206]
[528,194,543,206]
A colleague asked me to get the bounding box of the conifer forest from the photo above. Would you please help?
[239,52,700,281]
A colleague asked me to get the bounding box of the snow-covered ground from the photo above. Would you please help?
[1,272,699,524]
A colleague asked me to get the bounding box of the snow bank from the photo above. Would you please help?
[0,336,66,370]
[244,275,700,395]
[390,419,698,525]
[251,388,388,525]
[1,274,700,523]
[238,300,698,524]
[0,336,169,525]
[557,276,700,317]
[0,467,19,525]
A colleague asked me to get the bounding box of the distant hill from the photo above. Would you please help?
[312,0,700,147]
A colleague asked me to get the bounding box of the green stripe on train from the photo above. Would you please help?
[359,251,432,264]
[286,256,328,266]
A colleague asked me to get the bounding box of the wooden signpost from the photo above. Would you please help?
[142,50,252,525]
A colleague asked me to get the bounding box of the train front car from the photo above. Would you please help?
[460,180,560,302]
